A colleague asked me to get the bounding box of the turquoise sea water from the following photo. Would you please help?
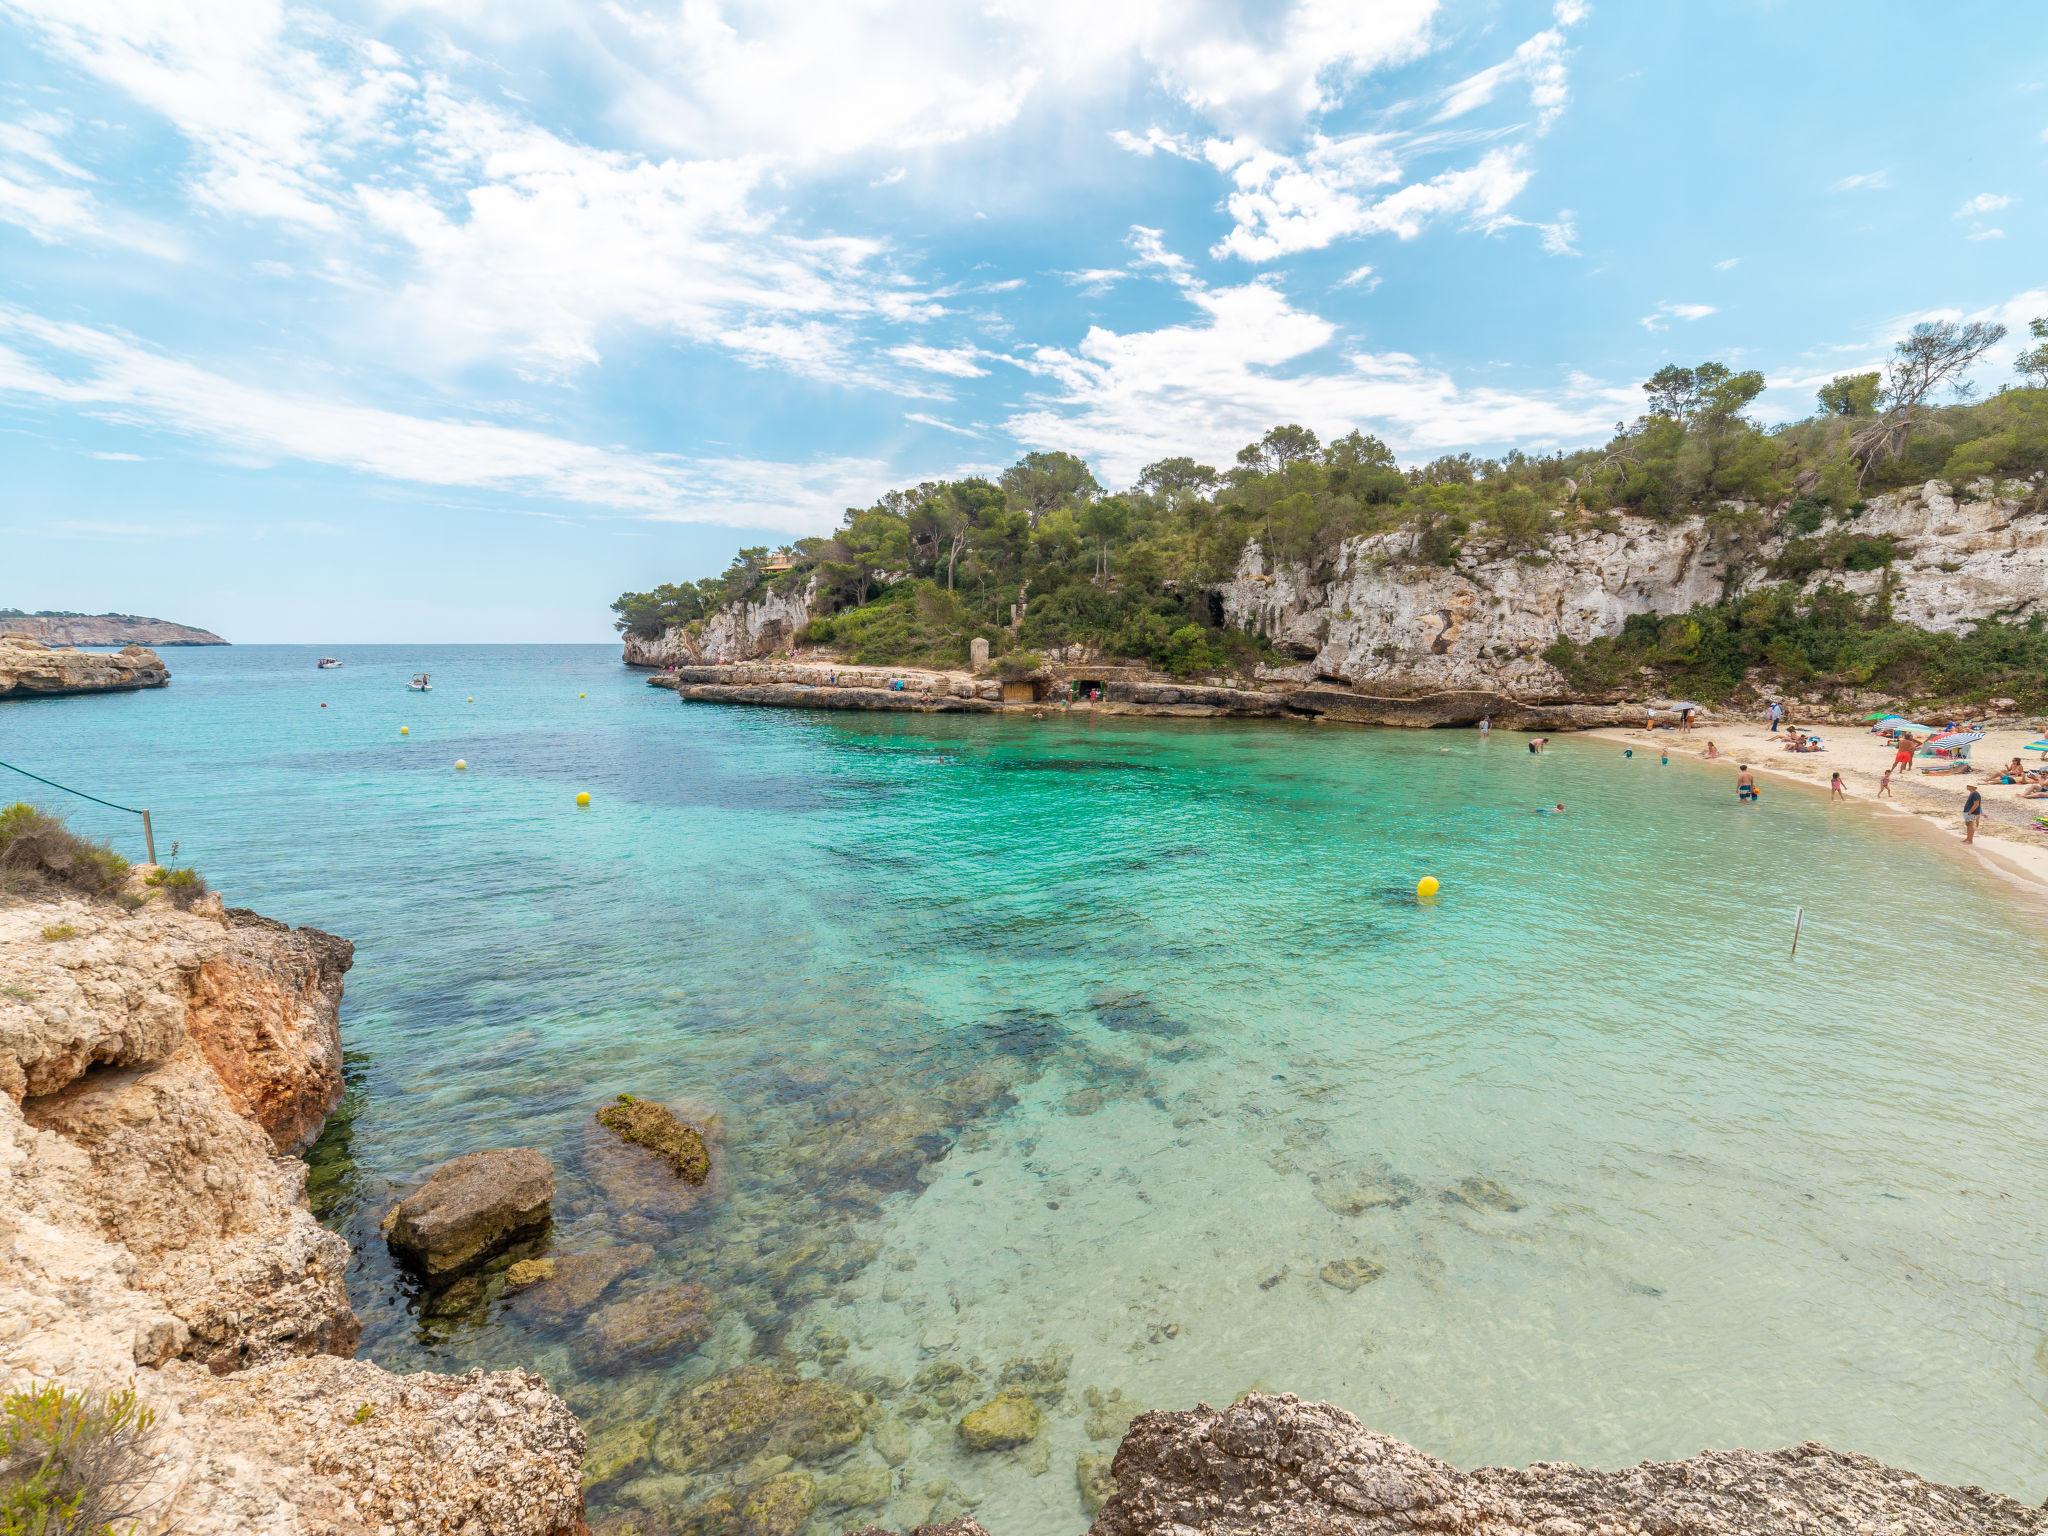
[8,644,2048,1530]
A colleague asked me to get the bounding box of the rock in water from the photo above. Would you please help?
[381,1147,554,1280]
[1318,1256,1387,1291]
[957,1389,1042,1451]
[582,1282,714,1365]
[595,1093,711,1182]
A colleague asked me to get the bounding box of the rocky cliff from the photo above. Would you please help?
[0,875,585,1534]
[1224,478,2048,700]
[0,634,170,698]
[0,612,227,646]
[622,579,817,668]
[856,1393,2045,1536]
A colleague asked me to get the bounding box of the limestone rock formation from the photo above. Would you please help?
[1223,479,2047,703]
[383,1146,556,1280]
[0,634,170,697]
[1089,1394,2046,1536]
[0,877,586,1535]
[621,577,816,667]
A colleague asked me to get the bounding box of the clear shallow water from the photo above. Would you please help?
[8,645,2048,1529]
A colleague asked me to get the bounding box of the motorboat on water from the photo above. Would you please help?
[408,672,432,692]
[317,656,342,669]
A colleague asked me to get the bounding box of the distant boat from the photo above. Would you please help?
[408,672,432,692]
[317,656,342,669]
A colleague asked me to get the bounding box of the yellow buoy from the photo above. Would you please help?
[579,692,587,699]
[575,791,591,807]
[466,696,474,703]
[454,759,468,770]
[1416,875,1440,900]
[399,726,410,736]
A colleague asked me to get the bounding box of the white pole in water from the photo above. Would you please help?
[1790,905,1804,958]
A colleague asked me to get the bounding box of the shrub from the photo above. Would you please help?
[0,805,130,900]
[142,865,208,911]
[994,652,1043,679]
[38,924,76,943]
[0,1380,163,1536]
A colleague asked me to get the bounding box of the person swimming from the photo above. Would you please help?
[1537,803,1566,814]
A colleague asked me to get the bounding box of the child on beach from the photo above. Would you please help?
[1877,768,1893,797]
[1737,766,1759,802]
[1703,741,1719,759]
[1830,772,1846,800]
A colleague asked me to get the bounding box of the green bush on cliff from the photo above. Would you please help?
[1544,585,2048,709]
[1,1380,162,1536]
[0,805,131,900]
[141,864,208,910]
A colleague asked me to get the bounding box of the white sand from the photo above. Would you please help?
[1586,713,2048,901]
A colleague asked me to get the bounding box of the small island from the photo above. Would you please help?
[0,610,227,646]
[0,634,170,698]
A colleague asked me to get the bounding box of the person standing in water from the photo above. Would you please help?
[1478,714,1490,735]
[1736,766,1759,802]
[1962,785,1983,844]
[1830,772,1846,800]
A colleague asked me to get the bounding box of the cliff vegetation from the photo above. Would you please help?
[616,320,2048,703]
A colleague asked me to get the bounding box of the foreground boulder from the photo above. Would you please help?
[383,1147,555,1280]
[0,876,586,1534]
[1089,1394,2045,1536]
[0,634,169,697]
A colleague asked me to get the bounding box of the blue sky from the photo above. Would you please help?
[2,0,2043,642]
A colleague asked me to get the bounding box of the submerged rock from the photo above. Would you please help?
[816,1464,894,1511]
[1312,1166,1418,1216]
[1089,1393,2045,1536]
[1442,1175,1524,1213]
[583,1282,715,1365]
[1082,1386,1140,1442]
[596,1093,712,1182]
[652,1366,869,1473]
[1089,989,1189,1038]
[957,1389,1042,1451]
[998,1348,1072,1404]
[509,1244,653,1325]
[381,1147,555,1281]
[1318,1256,1387,1292]
[1076,1451,1118,1514]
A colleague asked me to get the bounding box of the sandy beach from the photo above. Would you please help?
[1587,712,2048,900]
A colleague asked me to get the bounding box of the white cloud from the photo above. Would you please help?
[1336,264,1379,290]
[0,111,182,255]
[1714,256,1741,270]
[1212,140,1528,261]
[0,306,886,531]
[905,411,982,437]
[1553,0,1591,22]
[1432,25,1573,132]
[1060,267,1129,296]
[871,166,908,186]
[89,450,145,461]
[1955,192,2012,217]
[1639,301,1716,332]
[1109,126,1198,159]
[888,343,989,378]
[1965,226,2006,241]
[1830,170,1889,192]
[1002,232,1619,484]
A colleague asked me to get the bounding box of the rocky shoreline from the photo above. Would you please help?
[0,633,170,698]
[640,661,1649,731]
[855,1393,2047,1536]
[0,873,584,1534]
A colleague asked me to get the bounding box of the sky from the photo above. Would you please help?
[2,0,2044,642]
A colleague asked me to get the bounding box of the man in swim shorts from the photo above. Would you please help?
[1736,766,1759,802]
[1962,785,1983,844]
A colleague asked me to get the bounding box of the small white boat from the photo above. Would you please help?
[408,672,432,692]
[317,656,342,669]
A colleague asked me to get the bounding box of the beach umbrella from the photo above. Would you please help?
[1862,711,1896,722]
[1878,719,1939,736]
[1921,730,1984,753]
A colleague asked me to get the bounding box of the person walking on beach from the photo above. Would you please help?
[1893,736,1915,774]
[1962,785,1983,844]
[1736,766,1759,802]
[1877,768,1893,798]
[1830,772,1846,800]
[1767,700,1785,733]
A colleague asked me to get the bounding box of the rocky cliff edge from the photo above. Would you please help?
[0,876,585,1534]
[0,634,170,698]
